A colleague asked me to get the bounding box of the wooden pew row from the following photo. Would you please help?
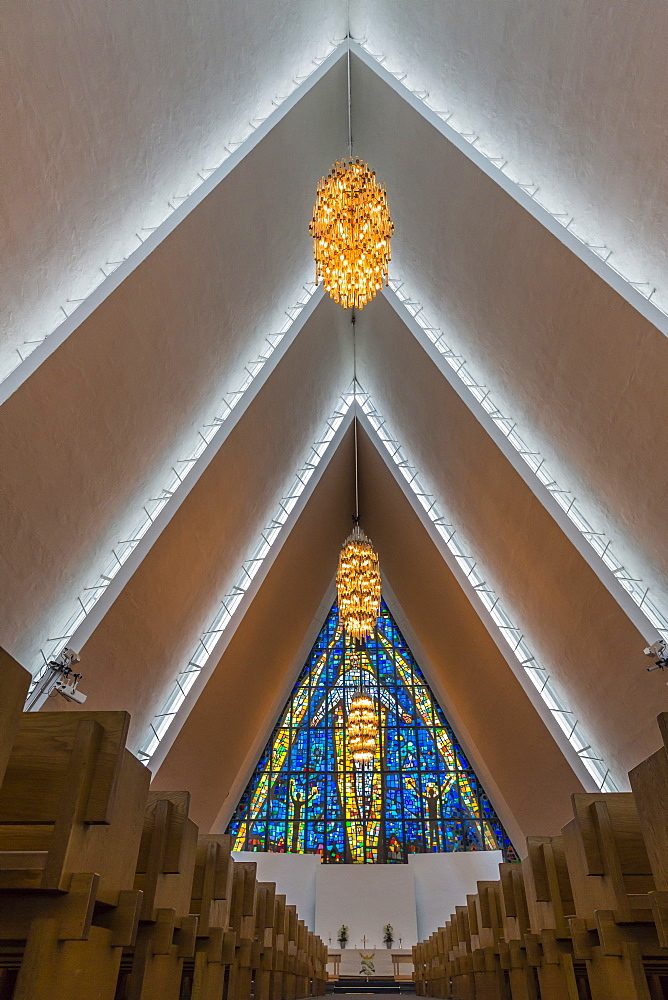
[0,711,327,1000]
[413,713,668,1000]
[0,649,30,791]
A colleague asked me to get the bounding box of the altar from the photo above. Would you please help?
[328,947,413,978]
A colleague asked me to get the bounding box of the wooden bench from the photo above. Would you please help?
[117,790,198,1000]
[270,893,287,1000]
[629,712,668,950]
[227,860,258,1000]
[564,791,666,1000]
[311,933,327,995]
[496,862,538,1000]
[0,701,327,1000]
[253,880,277,1000]
[468,880,507,999]
[184,833,237,999]
[0,711,148,1000]
[0,648,30,790]
[451,904,475,1000]
[521,834,583,999]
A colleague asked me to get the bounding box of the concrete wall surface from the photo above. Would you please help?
[409,851,503,943]
[233,851,321,931]
[316,862,417,949]
[237,850,505,947]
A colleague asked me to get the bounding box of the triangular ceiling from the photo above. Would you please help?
[2,3,667,849]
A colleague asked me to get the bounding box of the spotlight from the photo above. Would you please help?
[24,647,88,710]
[644,639,668,672]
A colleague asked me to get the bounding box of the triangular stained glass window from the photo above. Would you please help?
[227,601,517,863]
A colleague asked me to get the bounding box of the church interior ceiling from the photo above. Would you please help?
[1,0,667,847]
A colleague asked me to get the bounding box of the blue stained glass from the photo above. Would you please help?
[227,601,517,863]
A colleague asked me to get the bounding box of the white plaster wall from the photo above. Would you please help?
[0,0,347,376]
[58,296,352,751]
[315,863,418,949]
[231,849,503,946]
[409,852,503,942]
[351,0,668,311]
[0,65,348,670]
[356,296,666,787]
[233,851,320,931]
[352,56,668,625]
[151,430,356,830]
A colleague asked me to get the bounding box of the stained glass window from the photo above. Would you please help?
[227,601,517,863]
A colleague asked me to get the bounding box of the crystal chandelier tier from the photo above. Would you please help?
[310,158,394,310]
[347,689,378,763]
[336,522,382,639]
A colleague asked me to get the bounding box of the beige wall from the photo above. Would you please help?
[352,0,668,308]
[358,428,585,842]
[0,0,347,373]
[49,297,352,755]
[357,295,666,786]
[352,54,668,617]
[0,59,347,669]
[152,428,355,830]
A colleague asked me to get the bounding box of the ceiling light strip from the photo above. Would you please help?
[136,390,356,765]
[25,285,321,699]
[350,40,668,339]
[385,280,668,646]
[0,44,346,404]
[356,388,618,793]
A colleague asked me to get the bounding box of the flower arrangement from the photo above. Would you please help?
[338,924,349,949]
[383,923,394,948]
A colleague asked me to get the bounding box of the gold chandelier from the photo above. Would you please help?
[348,691,378,762]
[336,522,382,639]
[310,158,394,310]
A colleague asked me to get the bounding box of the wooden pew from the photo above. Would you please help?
[254,881,277,1000]
[412,711,668,1000]
[294,917,308,998]
[227,860,258,1000]
[0,711,148,1000]
[283,903,299,1000]
[629,712,668,950]
[497,862,538,1000]
[468,880,507,999]
[563,791,666,1000]
[270,893,287,1000]
[430,927,450,997]
[311,933,327,995]
[0,648,30,789]
[521,834,583,999]
[117,790,199,1000]
[185,833,237,1000]
[451,904,475,1000]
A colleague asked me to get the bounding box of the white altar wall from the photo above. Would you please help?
[315,862,417,949]
[232,851,320,930]
[232,850,504,947]
[410,851,503,942]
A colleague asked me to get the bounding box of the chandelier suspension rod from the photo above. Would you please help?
[354,413,359,521]
[347,23,353,159]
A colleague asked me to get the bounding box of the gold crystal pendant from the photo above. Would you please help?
[310,158,394,310]
[336,522,382,639]
[348,691,378,762]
